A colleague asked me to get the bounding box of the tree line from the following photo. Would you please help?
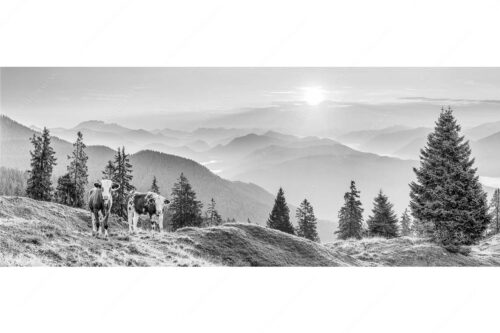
[264,107,498,249]
[10,107,500,249]
[21,128,227,231]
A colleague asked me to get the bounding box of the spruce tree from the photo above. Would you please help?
[489,189,500,234]
[205,198,222,227]
[335,181,363,240]
[111,147,135,217]
[409,107,490,246]
[168,173,203,230]
[26,127,57,201]
[102,160,115,179]
[367,191,399,238]
[400,208,412,237]
[296,199,320,242]
[66,131,88,207]
[150,176,160,194]
[267,187,294,235]
[55,173,76,206]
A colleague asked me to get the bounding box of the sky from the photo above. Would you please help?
[2,67,500,129]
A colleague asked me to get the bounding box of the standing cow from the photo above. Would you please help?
[88,179,120,239]
[128,191,170,233]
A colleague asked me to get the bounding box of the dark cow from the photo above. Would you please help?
[88,179,120,239]
[127,191,170,233]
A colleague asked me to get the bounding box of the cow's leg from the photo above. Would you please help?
[150,215,156,233]
[102,212,109,240]
[158,213,164,232]
[133,212,139,233]
[91,211,97,236]
[95,211,101,238]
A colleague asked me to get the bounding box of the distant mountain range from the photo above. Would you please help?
[6,112,500,242]
[0,116,277,226]
[197,101,500,137]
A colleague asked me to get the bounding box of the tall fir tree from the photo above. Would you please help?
[267,187,294,235]
[296,198,320,242]
[489,188,500,234]
[367,191,399,238]
[26,127,57,201]
[335,181,363,240]
[168,173,203,230]
[409,107,490,246]
[102,160,115,179]
[205,198,222,227]
[66,131,88,207]
[150,176,160,194]
[111,147,135,217]
[400,208,412,237]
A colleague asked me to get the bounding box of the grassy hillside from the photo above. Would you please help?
[326,236,500,266]
[2,196,500,267]
[0,196,351,266]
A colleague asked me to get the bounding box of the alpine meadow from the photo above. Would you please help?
[3,67,500,266]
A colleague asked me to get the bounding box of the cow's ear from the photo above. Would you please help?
[94,182,101,188]
[164,199,170,204]
[111,183,120,191]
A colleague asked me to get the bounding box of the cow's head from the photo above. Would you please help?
[94,179,120,204]
[145,192,170,217]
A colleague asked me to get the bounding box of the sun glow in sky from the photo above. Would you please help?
[302,87,327,106]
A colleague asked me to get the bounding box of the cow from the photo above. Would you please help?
[127,191,170,233]
[88,179,120,239]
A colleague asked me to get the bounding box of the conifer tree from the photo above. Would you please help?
[26,127,57,201]
[168,173,203,230]
[55,173,76,206]
[400,208,412,237]
[335,181,363,240]
[102,160,115,179]
[409,107,490,246]
[66,131,88,207]
[111,147,135,217]
[490,189,500,234]
[267,187,294,235]
[296,199,320,242]
[205,198,222,227]
[367,191,399,238]
[150,176,160,194]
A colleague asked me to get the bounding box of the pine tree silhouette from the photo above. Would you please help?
[296,199,320,242]
[150,176,160,194]
[367,190,399,238]
[168,173,203,230]
[267,187,294,235]
[111,147,135,217]
[26,127,57,201]
[205,198,222,226]
[336,181,363,240]
[410,107,490,246]
[66,131,88,207]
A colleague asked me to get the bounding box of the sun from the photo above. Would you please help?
[302,87,326,106]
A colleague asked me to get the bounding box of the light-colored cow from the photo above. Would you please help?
[88,179,120,239]
[127,191,170,233]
